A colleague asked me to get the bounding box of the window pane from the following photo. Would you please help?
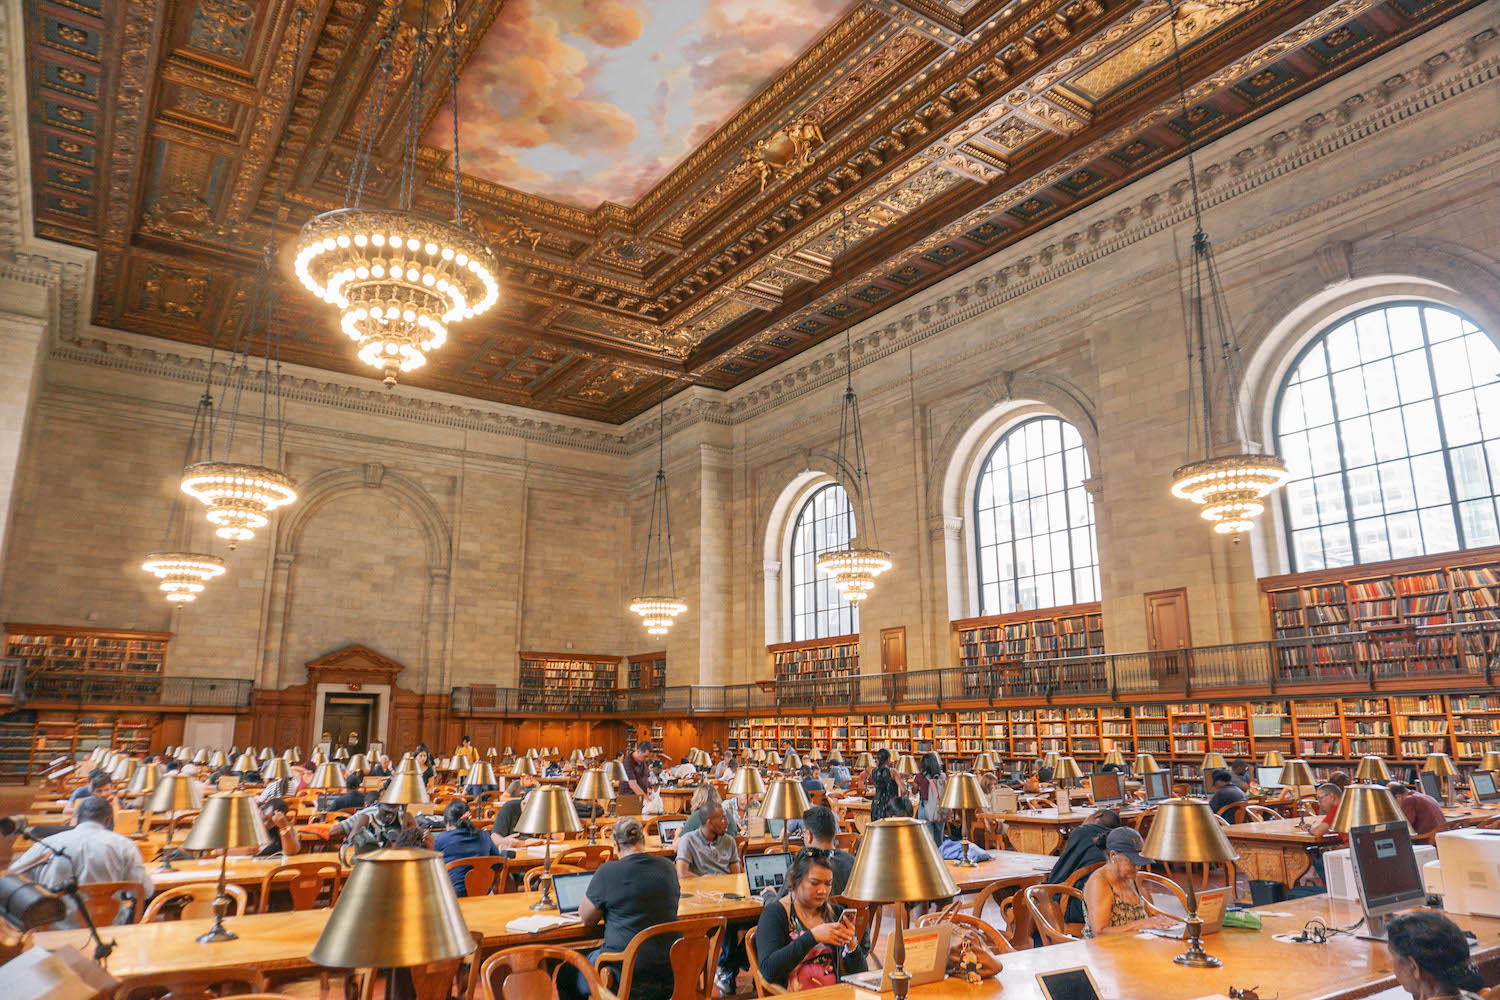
[788,483,858,640]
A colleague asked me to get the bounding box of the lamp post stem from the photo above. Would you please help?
[197,847,238,943]
[531,836,556,911]
[157,824,177,872]
[1174,873,1221,968]
[890,915,911,1000]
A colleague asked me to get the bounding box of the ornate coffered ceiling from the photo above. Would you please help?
[23,0,1480,422]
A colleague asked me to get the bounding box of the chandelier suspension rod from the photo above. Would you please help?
[398,0,434,213]
[159,395,215,552]
[446,0,464,225]
[348,27,398,208]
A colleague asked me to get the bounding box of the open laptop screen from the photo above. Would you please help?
[552,871,595,914]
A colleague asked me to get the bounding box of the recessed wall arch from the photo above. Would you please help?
[759,451,862,646]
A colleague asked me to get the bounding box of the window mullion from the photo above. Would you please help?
[1416,307,1469,551]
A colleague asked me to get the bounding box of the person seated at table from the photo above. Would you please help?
[1208,769,1247,817]
[713,752,737,780]
[576,816,680,997]
[64,768,116,815]
[392,824,432,849]
[1022,764,1055,794]
[725,783,756,837]
[544,758,565,778]
[1389,781,1446,836]
[1099,761,1122,774]
[504,770,539,799]
[827,758,851,789]
[1043,808,1121,925]
[1082,827,1175,937]
[252,797,301,858]
[799,766,823,795]
[1386,910,1486,1000]
[1309,782,1344,840]
[1231,762,1254,790]
[258,763,292,804]
[326,772,367,813]
[792,805,853,896]
[681,785,728,837]
[336,800,415,854]
[649,759,665,787]
[1327,770,1352,790]
[676,801,741,879]
[434,800,499,896]
[8,796,152,926]
[369,754,393,778]
[755,847,869,990]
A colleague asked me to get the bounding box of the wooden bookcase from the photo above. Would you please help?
[6,623,171,702]
[953,603,1104,696]
[517,652,621,713]
[767,635,858,704]
[627,652,667,691]
[0,709,156,783]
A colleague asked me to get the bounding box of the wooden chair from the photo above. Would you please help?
[1244,804,1282,822]
[997,893,1034,950]
[445,856,511,897]
[1215,802,1249,824]
[969,875,1043,919]
[831,895,883,964]
[479,944,615,1000]
[916,909,1014,953]
[554,843,615,869]
[833,831,858,853]
[524,863,584,892]
[1023,883,1085,945]
[401,928,482,1000]
[744,931,787,997]
[257,860,341,913]
[113,967,266,1000]
[142,882,249,922]
[72,881,148,926]
[594,915,726,1000]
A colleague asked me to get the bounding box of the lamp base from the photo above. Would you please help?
[196,923,238,944]
[530,893,557,912]
[1172,950,1222,969]
[954,839,977,867]
[889,966,912,1000]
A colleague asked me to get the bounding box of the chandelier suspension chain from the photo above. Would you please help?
[158,394,214,552]
[447,0,464,225]
[398,0,433,213]
[349,31,398,208]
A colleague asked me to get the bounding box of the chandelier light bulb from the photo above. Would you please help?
[1169,454,1291,534]
[142,552,226,603]
[180,461,298,547]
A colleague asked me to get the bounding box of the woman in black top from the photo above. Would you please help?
[869,748,900,821]
[755,849,868,989]
[1386,911,1486,1000]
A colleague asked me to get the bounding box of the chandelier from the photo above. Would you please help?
[292,0,499,386]
[815,208,892,602]
[630,353,687,636]
[142,393,225,604]
[1164,8,1288,533]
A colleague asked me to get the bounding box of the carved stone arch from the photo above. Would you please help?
[277,462,452,570]
[758,448,861,647]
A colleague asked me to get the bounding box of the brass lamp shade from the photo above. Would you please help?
[258,747,273,761]
[1143,798,1238,862]
[569,749,586,766]
[1103,749,1127,767]
[182,791,272,851]
[311,749,328,766]
[308,762,347,791]
[1329,784,1407,833]
[940,772,986,811]
[514,786,584,836]
[347,753,370,774]
[729,767,766,797]
[1054,757,1084,782]
[973,752,997,773]
[511,756,539,777]
[260,758,291,782]
[896,755,919,776]
[695,749,713,767]
[1200,752,1228,772]
[294,746,304,759]
[486,747,497,758]
[843,818,959,902]
[310,848,472,969]
[146,772,205,813]
[1041,751,1061,772]
[761,778,811,821]
[503,746,514,756]
[827,750,844,764]
[397,756,420,774]
[232,752,257,773]
[283,749,297,763]
[208,751,228,769]
[527,748,540,759]
[109,757,138,784]
[604,760,628,783]
[192,749,208,764]
[783,751,803,772]
[752,749,767,763]
[854,752,873,769]
[1424,752,1458,777]
[380,771,431,806]
[1261,750,1285,769]
[334,747,349,761]
[464,761,497,787]
[1481,751,1500,772]
[125,763,162,798]
[1278,759,1317,789]
[1354,756,1392,783]
[808,748,823,762]
[573,769,615,802]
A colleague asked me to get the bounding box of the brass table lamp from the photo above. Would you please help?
[844,818,960,1000]
[854,752,873,770]
[753,748,768,764]
[569,749,587,767]
[783,750,803,773]
[896,755,919,777]
[347,753,370,775]
[334,746,350,761]
[1041,750,1061,772]
[486,746,498,758]
[181,791,270,943]
[283,749,298,764]
[1330,784,1405,831]
[1279,758,1317,824]
[1053,756,1084,816]
[381,771,431,806]
[310,749,329,766]
[464,761,497,788]
[762,777,812,855]
[145,772,204,871]
[260,757,291,784]
[309,761,347,793]
[729,766,765,798]
[512,755,539,777]
[1481,750,1500,773]
[1103,749,1127,769]
[1141,798,1238,968]
[208,751,228,769]
[109,757,138,785]
[310,847,473,996]
[973,752,997,774]
[1199,752,1228,775]
[515,786,583,910]
[604,759,628,796]
[939,772,986,866]
[1261,750,1285,769]
[808,747,823,762]
[828,749,845,765]
[232,752,257,775]
[125,763,163,834]
[573,768,615,843]
[1354,756,1392,783]
[191,749,208,765]
[258,747,273,761]
[1424,752,1459,806]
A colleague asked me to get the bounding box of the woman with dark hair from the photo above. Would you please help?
[914,752,948,843]
[869,748,900,821]
[432,799,499,896]
[1386,911,1486,1000]
[754,849,869,989]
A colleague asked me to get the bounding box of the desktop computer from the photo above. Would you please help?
[1435,828,1500,917]
[1348,820,1427,939]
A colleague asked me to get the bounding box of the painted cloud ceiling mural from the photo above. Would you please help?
[427,0,853,208]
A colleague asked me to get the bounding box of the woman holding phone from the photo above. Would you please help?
[754,847,869,989]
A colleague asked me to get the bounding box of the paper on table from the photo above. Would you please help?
[1253,911,1296,917]
[901,932,943,974]
[505,913,581,933]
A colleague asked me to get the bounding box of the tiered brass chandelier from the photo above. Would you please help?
[1164,7,1288,533]
[144,392,225,603]
[630,354,687,635]
[293,0,498,387]
[816,210,891,602]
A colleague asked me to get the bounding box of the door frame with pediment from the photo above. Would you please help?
[305,644,408,748]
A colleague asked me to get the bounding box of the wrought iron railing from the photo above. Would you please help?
[0,659,22,702]
[22,671,253,708]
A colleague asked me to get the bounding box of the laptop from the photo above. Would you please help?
[552,871,595,916]
[1470,771,1499,804]
[745,852,792,894]
[1141,886,1232,939]
[658,819,686,845]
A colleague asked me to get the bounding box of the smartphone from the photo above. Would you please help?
[839,909,856,926]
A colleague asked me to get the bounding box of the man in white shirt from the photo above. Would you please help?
[8,797,152,926]
[712,753,737,780]
[670,757,697,782]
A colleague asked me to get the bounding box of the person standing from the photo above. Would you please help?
[869,749,900,821]
[620,742,655,798]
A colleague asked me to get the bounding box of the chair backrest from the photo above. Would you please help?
[969,875,1036,919]
[744,929,788,996]
[404,929,481,1000]
[480,944,609,1000]
[830,895,882,955]
[1244,805,1282,822]
[833,831,858,852]
[1134,871,1188,918]
[1023,883,1085,945]
[916,910,1014,953]
[524,863,583,892]
[73,881,147,927]
[1060,861,1104,891]
[1216,802,1249,824]
[142,882,249,922]
[113,967,266,1000]
[258,860,341,913]
[554,844,614,869]
[997,893,1034,950]
[607,916,727,1000]
[445,856,509,897]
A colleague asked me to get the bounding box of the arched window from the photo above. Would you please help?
[788,483,858,640]
[973,416,1099,615]
[1276,302,1500,571]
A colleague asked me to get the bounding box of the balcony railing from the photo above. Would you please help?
[22,671,253,708]
[0,659,21,703]
[447,620,1500,717]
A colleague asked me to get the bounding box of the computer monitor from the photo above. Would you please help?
[1143,770,1172,803]
[745,852,792,894]
[1088,772,1124,807]
[1471,771,1500,804]
[1419,770,1444,800]
[552,871,595,914]
[1349,820,1426,939]
[657,819,685,845]
[1257,766,1284,789]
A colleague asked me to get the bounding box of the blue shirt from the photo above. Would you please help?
[432,825,499,896]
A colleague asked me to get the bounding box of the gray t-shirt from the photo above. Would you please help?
[674,827,739,875]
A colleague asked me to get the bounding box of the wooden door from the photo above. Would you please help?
[1145,588,1191,686]
[322,694,376,755]
[881,626,907,701]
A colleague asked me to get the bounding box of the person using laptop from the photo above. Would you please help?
[1081,827,1174,937]
[827,758,851,790]
[796,805,853,896]
[577,817,679,997]
[799,765,823,795]
[1385,910,1486,1000]
[1388,781,1446,835]
[754,848,869,990]
[1207,769,1246,817]
[675,801,744,994]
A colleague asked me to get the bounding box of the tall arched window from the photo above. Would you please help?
[788,483,858,640]
[973,416,1099,615]
[1276,302,1500,571]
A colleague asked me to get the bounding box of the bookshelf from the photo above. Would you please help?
[953,603,1104,697]
[0,709,157,783]
[5,623,171,702]
[517,652,621,713]
[627,652,667,690]
[768,635,858,703]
